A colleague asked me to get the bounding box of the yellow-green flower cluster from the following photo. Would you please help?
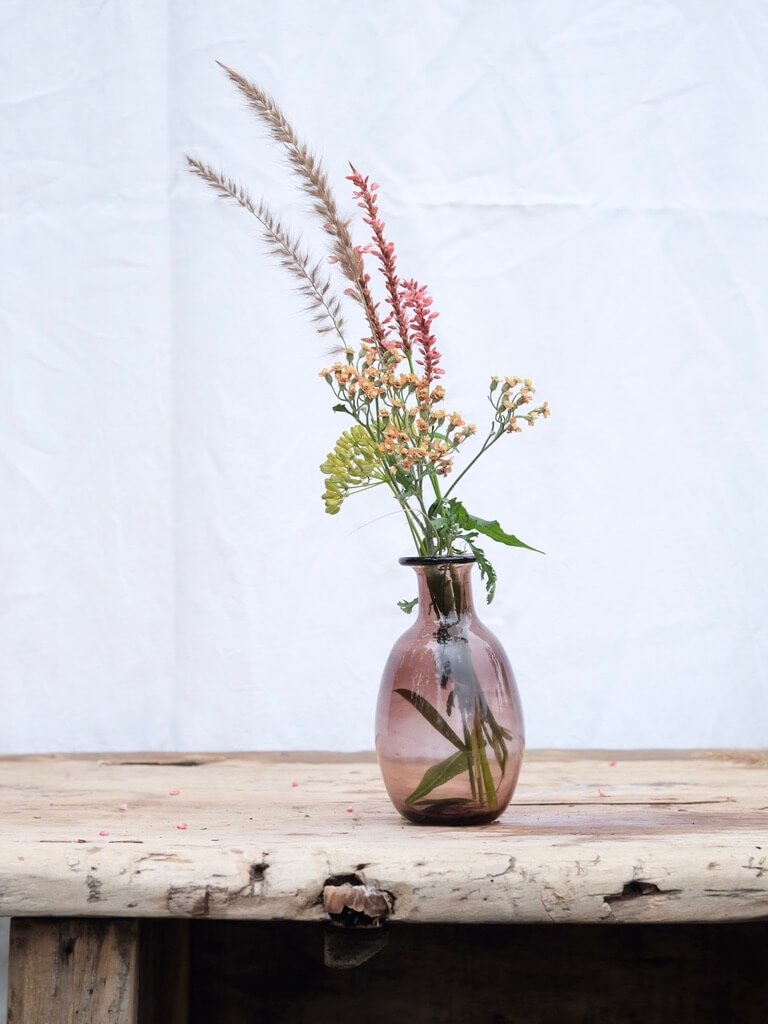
[319,424,382,514]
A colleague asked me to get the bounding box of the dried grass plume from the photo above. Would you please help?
[215,62,361,288]
[186,156,346,341]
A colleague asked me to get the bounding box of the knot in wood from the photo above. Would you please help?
[322,882,393,927]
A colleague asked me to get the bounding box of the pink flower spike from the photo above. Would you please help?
[347,169,411,354]
[176,823,188,831]
[99,829,110,837]
[169,789,180,796]
[598,788,608,798]
[401,279,444,383]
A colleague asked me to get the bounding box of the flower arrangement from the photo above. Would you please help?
[188,66,548,816]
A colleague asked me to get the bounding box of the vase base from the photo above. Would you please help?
[399,804,505,827]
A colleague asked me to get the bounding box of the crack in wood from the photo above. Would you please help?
[605,880,682,905]
[250,862,269,883]
[105,758,213,767]
[85,875,103,903]
[741,858,767,877]
[705,888,767,896]
[165,861,269,917]
[489,856,517,879]
[702,751,768,767]
[514,798,736,807]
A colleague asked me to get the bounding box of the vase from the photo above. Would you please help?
[375,556,525,825]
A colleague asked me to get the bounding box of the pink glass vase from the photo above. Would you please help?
[375,556,525,825]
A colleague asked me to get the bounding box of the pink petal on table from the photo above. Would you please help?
[598,788,608,797]
[169,789,180,796]
[98,830,110,837]
[176,823,188,830]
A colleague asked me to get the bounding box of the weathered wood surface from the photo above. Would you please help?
[0,751,766,924]
[7,918,138,1023]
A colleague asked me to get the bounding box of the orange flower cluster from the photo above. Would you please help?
[490,375,550,433]
[320,342,476,478]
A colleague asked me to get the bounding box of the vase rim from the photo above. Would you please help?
[399,555,476,566]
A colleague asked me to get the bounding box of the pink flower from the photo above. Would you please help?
[400,279,444,383]
[347,169,411,354]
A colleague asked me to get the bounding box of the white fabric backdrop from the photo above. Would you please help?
[2,0,767,759]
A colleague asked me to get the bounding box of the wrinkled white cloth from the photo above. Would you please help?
[1,0,766,764]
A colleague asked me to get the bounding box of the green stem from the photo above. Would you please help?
[427,468,443,507]
[462,717,478,802]
[413,490,437,553]
[467,715,486,806]
[351,402,426,554]
[443,427,503,500]
[394,490,424,553]
[474,714,498,811]
[342,480,388,497]
[449,566,466,617]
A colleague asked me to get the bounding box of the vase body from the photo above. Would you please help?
[376,557,525,825]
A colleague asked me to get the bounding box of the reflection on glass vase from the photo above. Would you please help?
[376,556,525,826]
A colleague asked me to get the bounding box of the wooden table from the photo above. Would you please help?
[1,751,767,1022]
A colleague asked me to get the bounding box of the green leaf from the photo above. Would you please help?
[408,797,474,812]
[394,469,415,491]
[332,403,352,415]
[451,500,544,554]
[483,719,508,775]
[476,738,498,810]
[405,750,471,805]
[394,689,466,750]
[468,514,544,554]
[397,597,419,614]
[466,540,498,604]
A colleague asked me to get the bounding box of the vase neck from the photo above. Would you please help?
[411,562,477,624]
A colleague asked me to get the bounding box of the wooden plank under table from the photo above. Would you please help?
[1,750,766,1022]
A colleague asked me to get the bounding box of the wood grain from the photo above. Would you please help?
[7,918,138,1023]
[1,751,766,924]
